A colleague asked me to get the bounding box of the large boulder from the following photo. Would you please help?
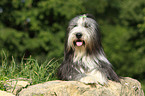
[18,77,144,96]
[3,78,31,95]
[0,90,15,96]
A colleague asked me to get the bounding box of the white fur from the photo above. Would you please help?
[72,46,108,84]
[58,14,119,85]
[79,70,108,85]
[67,17,93,49]
[68,15,109,84]
[74,52,108,84]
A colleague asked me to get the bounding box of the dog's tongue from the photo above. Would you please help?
[76,41,83,46]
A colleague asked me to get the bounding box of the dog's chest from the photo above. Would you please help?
[73,54,99,73]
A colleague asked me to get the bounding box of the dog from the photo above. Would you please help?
[57,14,120,85]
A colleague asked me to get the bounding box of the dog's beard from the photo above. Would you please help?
[67,33,96,59]
[67,30,93,50]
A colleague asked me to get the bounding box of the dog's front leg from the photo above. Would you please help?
[79,69,108,85]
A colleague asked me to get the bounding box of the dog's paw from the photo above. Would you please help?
[79,75,98,84]
[79,75,108,85]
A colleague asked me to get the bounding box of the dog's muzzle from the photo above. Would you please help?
[73,33,85,46]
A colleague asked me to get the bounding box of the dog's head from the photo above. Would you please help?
[66,14,102,53]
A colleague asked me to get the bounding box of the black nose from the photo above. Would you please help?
[76,33,82,39]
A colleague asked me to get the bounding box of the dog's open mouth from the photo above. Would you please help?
[74,40,85,46]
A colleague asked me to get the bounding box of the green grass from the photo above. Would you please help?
[140,80,145,93]
[0,51,145,93]
[0,51,60,91]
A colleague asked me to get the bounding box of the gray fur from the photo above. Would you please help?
[57,14,120,85]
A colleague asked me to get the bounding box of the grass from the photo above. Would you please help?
[0,51,145,93]
[0,51,60,91]
[140,80,145,93]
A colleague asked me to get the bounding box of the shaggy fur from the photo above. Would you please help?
[57,14,120,85]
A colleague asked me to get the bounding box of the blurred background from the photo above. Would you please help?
[0,0,145,90]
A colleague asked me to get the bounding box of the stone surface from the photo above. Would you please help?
[0,90,15,96]
[18,77,144,96]
[4,78,31,95]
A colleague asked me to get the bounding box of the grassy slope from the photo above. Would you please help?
[0,51,60,91]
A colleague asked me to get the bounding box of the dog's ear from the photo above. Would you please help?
[85,14,96,20]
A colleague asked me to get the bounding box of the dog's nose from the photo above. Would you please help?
[76,33,82,39]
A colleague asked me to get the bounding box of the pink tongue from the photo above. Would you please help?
[76,42,83,46]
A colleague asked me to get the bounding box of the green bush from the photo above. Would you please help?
[0,0,145,92]
[0,0,84,60]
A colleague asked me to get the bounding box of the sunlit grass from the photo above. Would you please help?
[0,51,60,90]
[0,51,145,93]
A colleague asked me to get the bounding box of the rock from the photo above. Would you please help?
[0,90,15,96]
[18,77,144,96]
[3,78,31,95]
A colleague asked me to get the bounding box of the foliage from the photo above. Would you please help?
[0,0,145,92]
[0,0,84,61]
[102,25,145,78]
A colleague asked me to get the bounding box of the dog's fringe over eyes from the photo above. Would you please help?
[57,14,120,85]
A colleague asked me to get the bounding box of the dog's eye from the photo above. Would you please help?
[70,24,77,28]
[84,23,90,28]
[73,24,77,27]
